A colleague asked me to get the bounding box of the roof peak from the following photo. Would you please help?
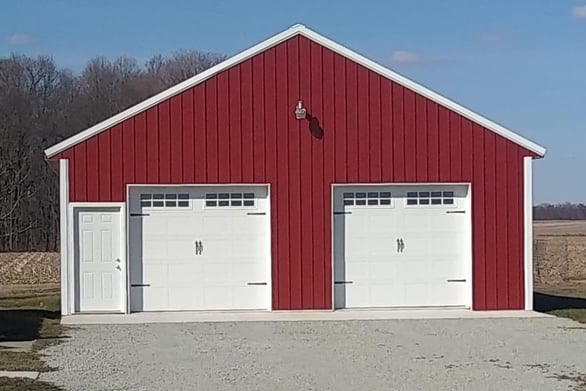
[289,23,307,30]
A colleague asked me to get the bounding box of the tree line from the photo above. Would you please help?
[0,51,225,251]
[534,203,586,220]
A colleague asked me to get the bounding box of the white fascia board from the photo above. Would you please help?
[44,24,546,158]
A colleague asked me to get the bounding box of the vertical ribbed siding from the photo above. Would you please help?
[56,35,533,310]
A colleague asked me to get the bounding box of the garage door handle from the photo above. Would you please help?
[447,279,467,283]
[247,282,267,286]
[195,241,203,255]
[397,238,405,253]
[446,210,466,214]
[334,281,353,284]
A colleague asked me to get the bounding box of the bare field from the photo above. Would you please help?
[534,220,586,237]
[0,252,59,285]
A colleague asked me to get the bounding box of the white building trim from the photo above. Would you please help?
[44,24,546,158]
[59,159,70,315]
[523,156,534,310]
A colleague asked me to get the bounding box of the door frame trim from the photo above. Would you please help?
[69,202,127,314]
[330,182,473,311]
[126,184,273,312]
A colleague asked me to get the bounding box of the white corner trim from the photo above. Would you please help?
[523,156,534,310]
[59,159,70,315]
[44,24,546,159]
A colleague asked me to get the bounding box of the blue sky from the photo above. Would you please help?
[1,1,585,203]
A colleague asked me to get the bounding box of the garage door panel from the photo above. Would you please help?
[168,287,205,309]
[203,263,235,283]
[233,287,265,309]
[430,214,466,232]
[401,237,432,257]
[368,238,396,256]
[167,263,203,284]
[230,238,265,255]
[368,215,400,232]
[403,214,432,232]
[142,264,169,284]
[346,261,370,280]
[369,284,404,307]
[431,260,466,278]
[233,262,267,282]
[202,215,233,235]
[344,285,370,307]
[396,259,435,280]
[143,238,168,258]
[428,284,465,306]
[129,186,269,312]
[232,215,265,233]
[142,287,169,309]
[203,286,234,309]
[368,261,396,279]
[142,219,168,235]
[346,215,370,233]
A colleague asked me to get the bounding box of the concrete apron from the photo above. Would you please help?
[61,309,551,325]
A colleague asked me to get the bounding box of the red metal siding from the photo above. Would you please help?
[55,35,533,310]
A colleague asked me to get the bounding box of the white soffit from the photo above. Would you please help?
[44,24,546,158]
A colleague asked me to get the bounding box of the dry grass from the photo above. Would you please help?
[534,220,586,237]
[0,377,64,391]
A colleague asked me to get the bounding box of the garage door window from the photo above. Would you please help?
[343,191,393,207]
[205,192,256,208]
[140,193,190,208]
[406,191,455,207]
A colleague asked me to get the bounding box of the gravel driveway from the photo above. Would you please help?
[41,317,586,391]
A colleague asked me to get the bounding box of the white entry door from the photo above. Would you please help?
[76,209,123,312]
[129,186,269,312]
[334,185,471,309]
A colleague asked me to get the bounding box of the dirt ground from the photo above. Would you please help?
[0,253,59,285]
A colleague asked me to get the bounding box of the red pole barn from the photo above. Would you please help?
[46,25,545,317]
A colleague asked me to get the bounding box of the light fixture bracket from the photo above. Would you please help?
[295,100,307,120]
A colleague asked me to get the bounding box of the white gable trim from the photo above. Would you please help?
[44,24,546,158]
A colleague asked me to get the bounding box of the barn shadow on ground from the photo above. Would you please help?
[0,310,60,342]
[533,292,586,312]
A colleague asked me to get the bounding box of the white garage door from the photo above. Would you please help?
[129,186,269,311]
[334,185,471,309]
